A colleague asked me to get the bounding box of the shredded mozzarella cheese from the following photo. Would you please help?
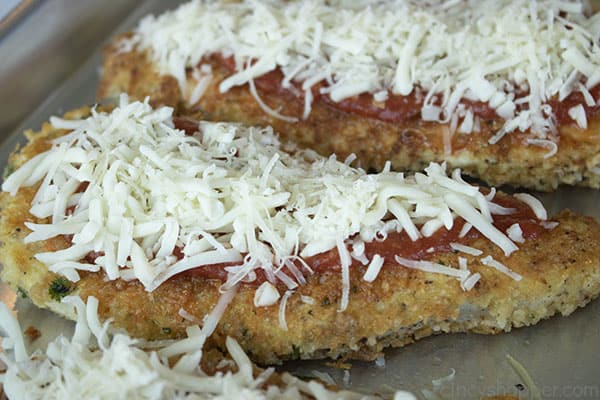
[513,193,548,220]
[458,257,468,271]
[480,255,523,281]
[568,104,588,129]
[459,223,473,238]
[506,223,525,243]
[395,256,469,281]
[541,221,560,230]
[1,97,529,302]
[178,308,200,324]
[450,243,483,256]
[279,290,294,331]
[524,139,558,159]
[254,281,281,307]
[0,298,385,400]
[460,272,481,291]
[131,0,600,140]
[363,254,385,282]
[394,392,418,400]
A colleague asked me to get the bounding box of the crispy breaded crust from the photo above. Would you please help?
[2,110,600,365]
[97,40,600,191]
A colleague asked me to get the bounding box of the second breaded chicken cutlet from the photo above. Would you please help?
[98,0,600,191]
[1,98,600,364]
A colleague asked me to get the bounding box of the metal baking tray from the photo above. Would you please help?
[0,1,40,37]
[0,1,599,398]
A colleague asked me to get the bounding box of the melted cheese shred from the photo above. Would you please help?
[132,0,600,140]
[1,97,533,309]
[0,298,381,399]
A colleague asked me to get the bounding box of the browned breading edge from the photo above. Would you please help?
[97,39,600,191]
[1,108,600,366]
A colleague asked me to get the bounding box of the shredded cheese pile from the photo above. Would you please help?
[0,298,384,399]
[132,0,600,141]
[2,97,533,311]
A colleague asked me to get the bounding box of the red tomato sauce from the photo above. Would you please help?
[216,55,600,125]
[177,193,546,283]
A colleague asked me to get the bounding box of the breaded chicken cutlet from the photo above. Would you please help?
[98,0,600,191]
[1,99,600,365]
